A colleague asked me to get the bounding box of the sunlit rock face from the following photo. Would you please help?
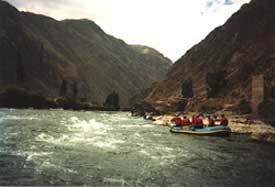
[146,0,275,112]
[0,0,172,108]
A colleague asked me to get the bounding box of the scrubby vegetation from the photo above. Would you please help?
[206,71,226,98]
[175,99,188,111]
[238,63,255,81]
[181,78,193,98]
[59,80,68,97]
[103,92,120,111]
[238,99,252,114]
[130,101,159,116]
[258,100,275,119]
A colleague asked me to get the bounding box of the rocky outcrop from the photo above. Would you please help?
[145,0,275,113]
[0,0,172,109]
[130,102,159,117]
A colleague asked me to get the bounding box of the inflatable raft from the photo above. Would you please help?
[170,125,231,136]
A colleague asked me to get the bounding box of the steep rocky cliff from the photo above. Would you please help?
[0,0,172,108]
[146,0,275,112]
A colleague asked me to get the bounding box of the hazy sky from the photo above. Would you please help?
[7,0,250,61]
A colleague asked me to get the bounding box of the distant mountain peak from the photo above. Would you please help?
[0,4,172,108]
[0,0,19,16]
[131,45,171,64]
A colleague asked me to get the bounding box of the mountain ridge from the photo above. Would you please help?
[145,0,275,112]
[0,0,172,108]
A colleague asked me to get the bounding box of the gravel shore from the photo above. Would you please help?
[151,114,275,143]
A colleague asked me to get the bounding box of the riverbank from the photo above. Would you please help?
[0,87,117,111]
[150,113,275,144]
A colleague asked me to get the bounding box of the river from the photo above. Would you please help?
[0,109,275,186]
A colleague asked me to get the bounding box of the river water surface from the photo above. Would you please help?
[0,109,275,186]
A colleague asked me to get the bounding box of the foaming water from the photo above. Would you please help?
[0,115,40,124]
[0,109,275,186]
[68,117,107,132]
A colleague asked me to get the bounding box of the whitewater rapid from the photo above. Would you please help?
[0,109,275,186]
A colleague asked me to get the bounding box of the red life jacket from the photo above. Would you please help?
[171,117,182,125]
[182,118,191,126]
[192,116,197,124]
[208,118,215,126]
[220,117,228,126]
[195,118,204,127]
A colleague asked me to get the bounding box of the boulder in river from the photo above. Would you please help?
[130,101,159,117]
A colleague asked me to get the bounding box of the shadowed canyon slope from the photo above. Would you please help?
[0,0,172,108]
[146,0,275,111]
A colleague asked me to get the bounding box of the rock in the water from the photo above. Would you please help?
[130,102,159,117]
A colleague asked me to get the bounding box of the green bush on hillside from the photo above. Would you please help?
[181,78,193,98]
[238,99,252,114]
[258,100,275,119]
[103,92,120,111]
[206,71,226,98]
